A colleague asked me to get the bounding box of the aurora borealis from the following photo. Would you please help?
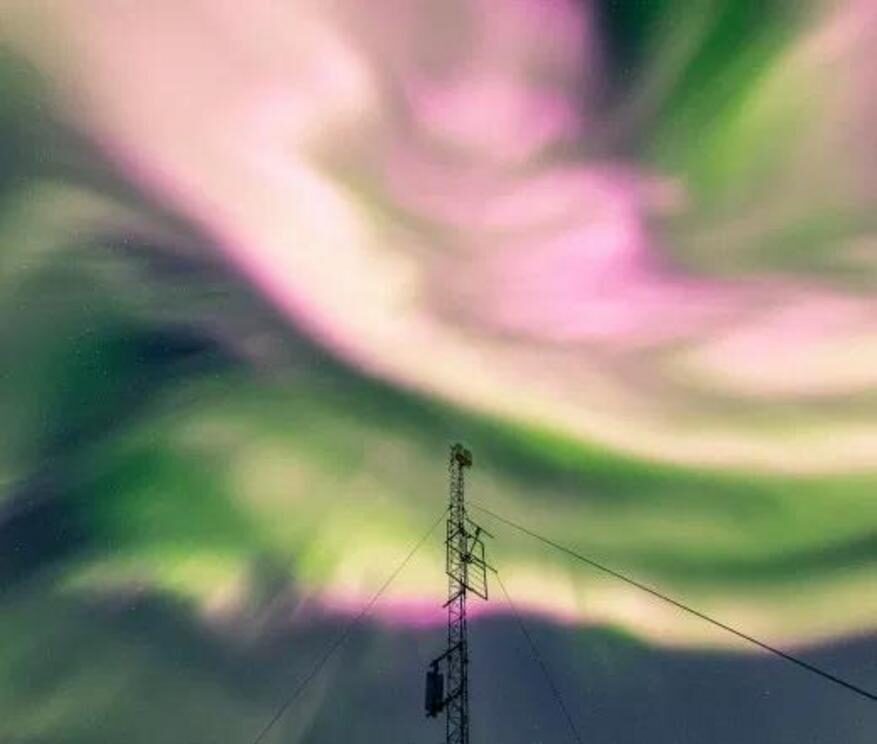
[0,1,876,742]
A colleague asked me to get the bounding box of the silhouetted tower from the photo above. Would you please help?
[425,444,491,744]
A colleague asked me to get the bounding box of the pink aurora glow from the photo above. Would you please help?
[4,0,877,633]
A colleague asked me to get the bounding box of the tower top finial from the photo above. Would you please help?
[451,443,473,468]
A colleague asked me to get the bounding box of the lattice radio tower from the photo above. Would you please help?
[425,443,492,744]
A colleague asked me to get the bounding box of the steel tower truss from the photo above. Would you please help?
[426,444,491,744]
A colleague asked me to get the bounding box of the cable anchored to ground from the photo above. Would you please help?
[472,502,877,705]
[247,507,448,744]
[495,569,586,744]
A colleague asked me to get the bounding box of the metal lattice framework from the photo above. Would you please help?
[427,443,490,744]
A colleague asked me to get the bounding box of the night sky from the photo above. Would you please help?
[0,1,875,742]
